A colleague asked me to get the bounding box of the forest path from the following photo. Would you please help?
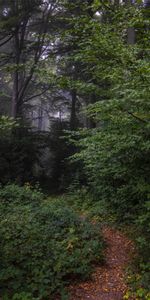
[69,226,134,300]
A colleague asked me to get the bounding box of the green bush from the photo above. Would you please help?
[0,183,44,211]
[134,200,150,292]
[70,106,150,221]
[0,190,104,299]
[136,200,150,261]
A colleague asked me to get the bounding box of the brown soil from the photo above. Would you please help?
[68,227,135,300]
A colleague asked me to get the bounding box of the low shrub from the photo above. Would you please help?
[133,200,150,294]
[66,185,92,212]
[124,200,150,299]
[136,200,150,263]
[0,183,44,208]
[0,191,104,299]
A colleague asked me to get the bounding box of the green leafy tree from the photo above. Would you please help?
[68,0,150,218]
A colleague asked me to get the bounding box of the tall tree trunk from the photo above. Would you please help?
[127,27,135,45]
[125,0,136,45]
[86,93,96,129]
[11,71,18,118]
[11,26,20,118]
[38,105,43,131]
[70,89,77,130]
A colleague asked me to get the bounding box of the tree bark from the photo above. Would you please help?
[125,0,136,45]
[11,72,18,118]
[70,89,77,130]
[11,25,20,118]
[127,27,135,45]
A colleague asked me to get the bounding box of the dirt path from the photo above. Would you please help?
[68,227,134,300]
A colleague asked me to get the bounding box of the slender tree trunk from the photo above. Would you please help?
[70,89,77,130]
[125,0,136,45]
[11,71,18,118]
[38,105,43,131]
[11,27,20,118]
[127,27,135,44]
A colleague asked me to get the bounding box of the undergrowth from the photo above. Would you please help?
[0,184,104,300]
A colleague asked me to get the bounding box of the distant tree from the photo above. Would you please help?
[0,0,64,118]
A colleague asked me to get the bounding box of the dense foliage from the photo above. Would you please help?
[0,183,44,207]
[0,117,72,190]
[65,1,150,295]
[0,1,150,299]
[0,184,104,299]
[68,0,150,218]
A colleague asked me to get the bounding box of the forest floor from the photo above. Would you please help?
[68,226,135,300]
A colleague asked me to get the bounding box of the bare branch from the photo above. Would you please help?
[0,34,14,47]
[23,87,50,103]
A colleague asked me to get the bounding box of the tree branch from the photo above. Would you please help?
[0,34,14,47]
[23,87,50,103]
[127,111,148,123]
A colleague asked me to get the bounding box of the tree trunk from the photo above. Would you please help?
[11,71,18,118]
[125,0,136,45]
[127,27,135,45]
[70,89,77,130]
[11,25,20,118]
